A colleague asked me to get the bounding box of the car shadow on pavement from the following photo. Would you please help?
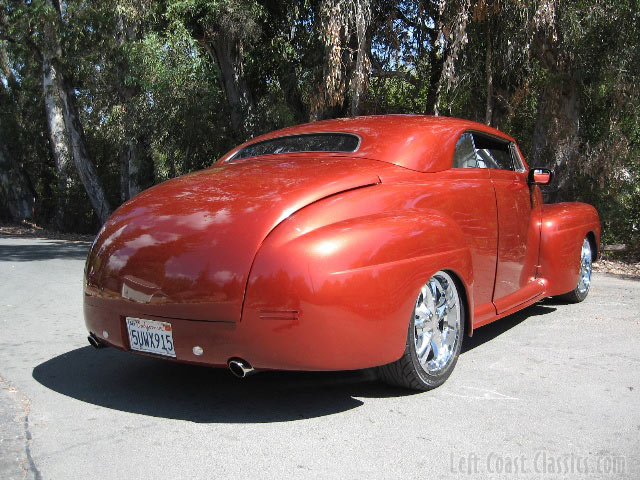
[0,240,91,261]
[32,346,414,423]
[461,303,557,353]
[32,303,557,423]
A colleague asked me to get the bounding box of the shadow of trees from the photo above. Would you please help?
[0,240,91,261]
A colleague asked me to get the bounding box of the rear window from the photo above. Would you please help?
[229,133,360,161]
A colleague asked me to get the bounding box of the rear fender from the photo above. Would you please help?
[539,202,601,296]
[241,198,473,370]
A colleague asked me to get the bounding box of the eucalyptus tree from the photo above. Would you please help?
[168,0,264,141]
[1,0,112,226]
[111,0,155,201]
[0,0,637,246]
[0,38,35,221]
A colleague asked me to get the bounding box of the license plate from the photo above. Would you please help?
[126,317,176,358]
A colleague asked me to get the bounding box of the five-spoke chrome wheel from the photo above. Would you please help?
[413,271,461,374]
[378,270,465,391]
[558,235,594,303]
[577,238,592,295]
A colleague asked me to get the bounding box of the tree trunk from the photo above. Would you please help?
[277,64,307,123]
[484,20,493,126]
[42,32,75,228]
[530,24,581,204]
[531,76,580,203]
[0,43,35,221]
[0,40,17,87]
[349,0,371,116]
[275,22,307,123]
[424,5,444,116]
[425,0,471,115]
[56,73,112,223]
[115,12,142,201]
[424,48,445,115]
[40,0,111,225]
[202,36,254,141]
[0,134,35,221]
[42,57,71,180]
[42,37,71,181]
[119,141,139,201]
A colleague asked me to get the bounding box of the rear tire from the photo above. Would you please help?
[378,271,465,391]
[557,236,593,303]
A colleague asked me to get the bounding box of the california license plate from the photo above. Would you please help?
[126,317,176,357]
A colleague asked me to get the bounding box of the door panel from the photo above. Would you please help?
[432,169,498,322]
[490,169,542,312]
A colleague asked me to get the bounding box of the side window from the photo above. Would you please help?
[473,134,514,171]
[453,132,518,171]
[452,133,480,168]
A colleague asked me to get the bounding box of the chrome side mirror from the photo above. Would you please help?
[528,168,553,185]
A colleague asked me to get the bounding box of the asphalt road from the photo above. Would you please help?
[0,236,638,480]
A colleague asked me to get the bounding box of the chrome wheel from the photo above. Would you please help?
[378,269,465,390]
[577,238,592,295]
[556,235,595,303]
[413,271,461,374]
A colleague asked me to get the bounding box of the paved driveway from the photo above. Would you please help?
[1,236,638,479]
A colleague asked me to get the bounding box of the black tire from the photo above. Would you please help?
[558,284,589,304]
[378,271,465,391]
[556,236,593,304]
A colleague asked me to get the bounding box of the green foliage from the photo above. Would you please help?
[436,0,640,248]
[0,0,638,248]
[116,24,231,178]
[167,0,265,38]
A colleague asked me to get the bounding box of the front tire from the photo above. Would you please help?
[378,271,465,391]
[557,236,593,303]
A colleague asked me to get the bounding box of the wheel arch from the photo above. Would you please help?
[539,202,601,297]
[443,268,473,338]
[586,231,599,261]
[242,192,476,370]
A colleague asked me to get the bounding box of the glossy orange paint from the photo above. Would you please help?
[490,168,543,313]
[533,171,552,184]
[539,202,601,296]
[84,115,600,371]
[219,115,516,173]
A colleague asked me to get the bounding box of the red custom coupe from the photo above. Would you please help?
[84,116,600,390]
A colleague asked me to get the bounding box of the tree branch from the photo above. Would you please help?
[0,9,43,61]
[0,31,16,43]
[371,68,418,87]
[393,8,436,34]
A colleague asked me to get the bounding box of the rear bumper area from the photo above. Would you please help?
[84,295,405,371]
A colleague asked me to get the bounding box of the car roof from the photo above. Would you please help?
[218,115,517,172]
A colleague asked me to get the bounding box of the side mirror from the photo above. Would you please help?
[528,168,553,185]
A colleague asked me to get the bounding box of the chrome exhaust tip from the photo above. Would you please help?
[228,358,255,378]
[88,333,107,349]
